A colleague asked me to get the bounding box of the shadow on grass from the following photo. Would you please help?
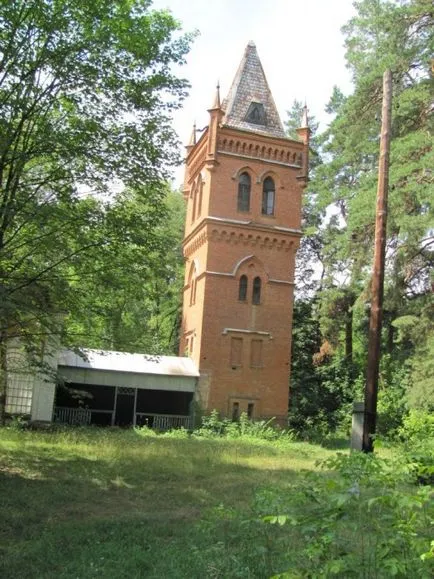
[320,435,351,450]
[0,431,309,520]
[1,427,318,579]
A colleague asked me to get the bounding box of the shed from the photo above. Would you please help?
[5,344,199,429]
[55,349,199,428]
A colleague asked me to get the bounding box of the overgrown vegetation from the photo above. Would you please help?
[0,0,193,422]
[0,426,432,578]
[288,0,433,438]
[1,1,432,571]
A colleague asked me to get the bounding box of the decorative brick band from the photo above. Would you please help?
[220,150,301,169]
[209,228,295,251]
[217,137,303,166]
[183,230,208,257]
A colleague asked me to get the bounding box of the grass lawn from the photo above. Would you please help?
[0,427,432,578]
[0,427,340,578]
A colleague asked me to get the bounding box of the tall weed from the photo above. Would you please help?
[260,452,434,578]
[194,410,295,444]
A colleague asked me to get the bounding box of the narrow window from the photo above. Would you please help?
[247,403,255,419]
[237,172,251,212]
[262,176,275,215]
[189,264,197,306]
[230,337,243,367]
[232,402,240,421]
[197,179,203,218]
[252,276,261,305]
[250,339,263,367]
[191,184,197,223]
[238,275,248,301]
[192,277,197,304]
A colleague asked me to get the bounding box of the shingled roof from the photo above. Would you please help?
[222,41,286,139]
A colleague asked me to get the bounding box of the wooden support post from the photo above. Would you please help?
[362,69,392,453]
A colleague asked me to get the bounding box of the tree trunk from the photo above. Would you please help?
[345,307,353,366]
[0,327,7,425]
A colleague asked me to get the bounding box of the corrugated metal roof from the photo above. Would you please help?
[58,349,199,378]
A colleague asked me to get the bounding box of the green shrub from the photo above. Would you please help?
[261,451,434,578]
[396,410,434,486]
[194,410,295,443]
[399,409,434,443]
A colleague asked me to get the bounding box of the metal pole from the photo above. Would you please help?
[362,69,392,453]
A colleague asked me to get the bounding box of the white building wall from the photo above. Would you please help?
[6,336,58,422]
[31,379,56,422]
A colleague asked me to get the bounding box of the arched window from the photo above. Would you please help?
[237,172,251,212]
[238,275,248,301]
[252,276,261,305]
[262,176,275,215]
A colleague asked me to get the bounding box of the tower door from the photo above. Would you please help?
[114,387,136,427]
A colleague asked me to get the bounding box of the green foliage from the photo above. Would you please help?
[376,355,411,436]
[393,301,434,411]
[289,0,433,439]
[2,427,432,578]
[399,409,434,443]
[285,101,324,298]
[64,186,185,354]
[0,427,337,578]
[289,300,357,439]
[0,0,194,420]
[262,451,434,578]
[195,410,295,443]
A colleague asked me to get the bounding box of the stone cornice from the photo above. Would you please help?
[219,125,303,149]
[222,328,273,339]
[206,216,302,237]
[182,217,301,258]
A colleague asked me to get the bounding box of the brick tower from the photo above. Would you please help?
[180,42,309,423]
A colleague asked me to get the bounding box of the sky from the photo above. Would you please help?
[151,0,357,185]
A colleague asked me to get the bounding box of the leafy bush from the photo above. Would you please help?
[194,410,295,443]
[376,357,411,437]
[260,452,434,578]
[399,410,434,443]
[396,410,434,485]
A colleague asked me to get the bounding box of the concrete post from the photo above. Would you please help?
[351,402,365,451]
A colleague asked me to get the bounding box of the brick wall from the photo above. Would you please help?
[180,121,306,423]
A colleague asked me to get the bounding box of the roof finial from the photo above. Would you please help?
[211,81,221,109]
[301,101,309,128]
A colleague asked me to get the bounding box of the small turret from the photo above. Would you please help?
[186,121,197,155]
[300,102,309,128]
[296,103,311,182]
[206,82,224,164]
[209,81,221,111]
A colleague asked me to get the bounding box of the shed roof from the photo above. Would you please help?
[58,349,199,378]
[222,41,286,139]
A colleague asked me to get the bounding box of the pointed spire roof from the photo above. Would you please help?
[209,81,221,110]
[187,121,197,147]
[301,102,309,128]
[222,41,285,138]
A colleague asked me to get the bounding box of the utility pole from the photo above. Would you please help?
[362,69,392,453]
